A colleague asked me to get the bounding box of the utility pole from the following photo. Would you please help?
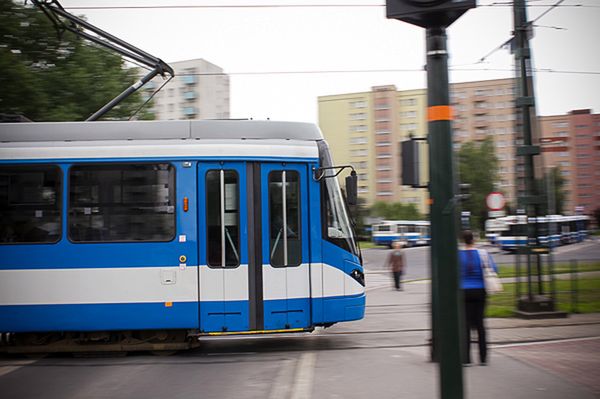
[386,2,476,398]
[426,25,463,398]
[512,0,564,318]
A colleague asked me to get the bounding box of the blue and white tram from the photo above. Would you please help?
[0,120,365,351]
[490,214,590,251]
[372,220,430,247]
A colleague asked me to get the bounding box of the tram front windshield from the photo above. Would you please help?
[323,176,358,256]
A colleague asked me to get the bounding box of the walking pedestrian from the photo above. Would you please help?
[459,230,498,366]
[386,241,405,291]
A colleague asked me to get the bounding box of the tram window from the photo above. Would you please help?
[322,175,358,256]
[0,165,61,244]
[206,170,240,267]
[269,171,301,267]
[68,163,175,242]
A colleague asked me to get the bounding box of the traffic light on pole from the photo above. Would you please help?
[386,0,476,27]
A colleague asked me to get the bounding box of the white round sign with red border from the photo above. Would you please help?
[486,192,506,211]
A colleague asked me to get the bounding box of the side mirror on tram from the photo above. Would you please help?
[345,171,358,206]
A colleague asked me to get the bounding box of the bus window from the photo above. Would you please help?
[269,170,301,267]
[206,170,240,267]
[69,163,175,242]
[0,165,61,244]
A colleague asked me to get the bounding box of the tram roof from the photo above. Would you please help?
[0,120,324,142]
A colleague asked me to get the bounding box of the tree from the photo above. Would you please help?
[458,138,499,232]
[0,1,153,121]
[370,201,424,221]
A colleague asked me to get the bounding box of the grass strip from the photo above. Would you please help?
[486,277,600,318]
[497,261,600,278]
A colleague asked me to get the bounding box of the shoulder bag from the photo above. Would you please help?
[478,249,503,294]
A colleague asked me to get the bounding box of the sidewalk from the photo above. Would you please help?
[322,278,600,398]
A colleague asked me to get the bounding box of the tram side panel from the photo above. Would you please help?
[0,161,200,333]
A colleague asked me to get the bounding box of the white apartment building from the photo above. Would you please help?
[143,58,230,120]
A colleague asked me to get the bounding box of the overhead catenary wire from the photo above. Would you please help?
[62,2,600,10]
[166,67,600,76]
[475,0,569,64]
[128,75,173,120]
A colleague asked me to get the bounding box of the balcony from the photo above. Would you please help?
[183,91,196,100]
[182,107,197,118]
[182,75,196,85]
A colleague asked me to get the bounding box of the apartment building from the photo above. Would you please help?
[318,86,429,213]
[539,109,600,215]
[143,58,230,120]
[450,79,517,204]
[318,78,517,212]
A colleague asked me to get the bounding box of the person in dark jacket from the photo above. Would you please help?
[387,241,405,291]
[460,230,498,366]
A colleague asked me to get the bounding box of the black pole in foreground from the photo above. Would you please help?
[426,26,464,399]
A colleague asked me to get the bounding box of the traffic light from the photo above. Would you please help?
[401,140,420,187]
[386,0,476,28]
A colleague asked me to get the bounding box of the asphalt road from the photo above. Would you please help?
[1,281,597,399]
[361,238,600,283]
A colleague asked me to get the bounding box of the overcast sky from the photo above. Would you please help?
[59,0,600,123]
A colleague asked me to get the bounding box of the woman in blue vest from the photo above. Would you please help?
[460,230,498,366]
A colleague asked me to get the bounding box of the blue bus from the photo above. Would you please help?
[0,120,365,352]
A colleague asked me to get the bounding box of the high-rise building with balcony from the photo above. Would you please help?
[143,58,230,120]
[318,78,517,213]
[318,85,429,213]
[539,109,600,215]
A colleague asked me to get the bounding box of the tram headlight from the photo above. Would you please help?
[351,269,365,287]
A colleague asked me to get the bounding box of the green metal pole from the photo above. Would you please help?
[426,26,464,399]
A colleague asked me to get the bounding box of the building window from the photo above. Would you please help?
[69,163,175,243]
[350,100,367,109]
[351,149,368,157]
[350,137,368,145]
[0,165,62,244]
[350,113,367,121]
[400,98,417,106]
[350,125,368,132]
[183,91,196,100]
[400,123,417,131]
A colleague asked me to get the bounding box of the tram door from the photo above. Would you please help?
[198,162,310,332]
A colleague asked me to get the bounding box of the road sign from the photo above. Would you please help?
[486,192,506,211]
[488,210,506,218]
